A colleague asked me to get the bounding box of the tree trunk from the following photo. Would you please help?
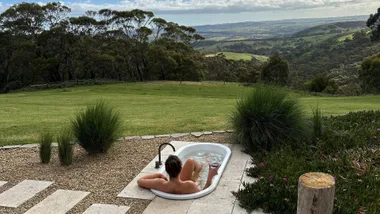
[297,172,335,214]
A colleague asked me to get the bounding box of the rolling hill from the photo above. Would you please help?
[193,15,368,41]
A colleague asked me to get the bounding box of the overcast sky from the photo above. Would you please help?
[0,0,379,25]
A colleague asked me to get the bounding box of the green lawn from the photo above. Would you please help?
[1,82,379,146]
[206,52,268,62]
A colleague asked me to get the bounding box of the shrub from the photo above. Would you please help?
[236,111,380,214]
[312,106,323,144]
[71,101,122,154]
[57,129,73,166]
[39,132,53,164]
[231,86,307,152]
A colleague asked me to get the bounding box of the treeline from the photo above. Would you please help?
[0,2,262,93]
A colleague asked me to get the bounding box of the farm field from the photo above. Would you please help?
[206,52,268,61]
[1,82,379,146]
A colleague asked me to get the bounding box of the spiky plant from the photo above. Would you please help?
[39,132,53,164]
[312,106,323,145]
[71,101,122,154]
[57,128,73,166]
[231,86,307,152]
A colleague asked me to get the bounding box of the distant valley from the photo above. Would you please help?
[193,15,368,41]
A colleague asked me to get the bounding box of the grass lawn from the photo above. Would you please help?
[206,52,268,62]
[1,82,380,146]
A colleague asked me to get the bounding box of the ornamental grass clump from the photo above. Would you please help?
[312,106,323,145]
[231,86,307,152]
[39,132,53,164]
[57,129,73,166]
[72,101,122,154]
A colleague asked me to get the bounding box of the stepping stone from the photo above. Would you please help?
[191,132,203,137]
[25,189,89,214]
[0,180,53,208]
[156,134,170,138]
[21,144,39,148]
[170,133,189,138]
[117,173,155,200]
[0,145,21,150]
[141,135,155,140]
[0,181,7,188]
[83,204,130,214]
[125,136,141,140]
[203,131,213,135]
[213,130,226,134]
[143,197,193,214]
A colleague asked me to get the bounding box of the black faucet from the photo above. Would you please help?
[155,143,176,168]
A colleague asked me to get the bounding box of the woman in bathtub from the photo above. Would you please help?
[137,155,220,194]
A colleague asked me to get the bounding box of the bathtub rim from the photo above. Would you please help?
[150,142,232,200]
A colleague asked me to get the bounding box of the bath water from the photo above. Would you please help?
[182,151,224,188]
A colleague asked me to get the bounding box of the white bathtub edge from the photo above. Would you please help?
[151,142,232,200]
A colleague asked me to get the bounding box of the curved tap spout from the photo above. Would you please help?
[155,143,176,168]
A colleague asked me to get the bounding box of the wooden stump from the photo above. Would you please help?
[297,172,335,214]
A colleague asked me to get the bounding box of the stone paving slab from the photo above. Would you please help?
[117,173,156,200]
[83,204,130,214]
[170,133,190,138]
[155,134,171,138]
[0,181,7,188]
[25,189,89,214]
[192,180,240,206]
[188,203,233,214]
[141,135,155,140]
[142,197,193,214]
[232,203,264,214]
[0,180,53,208]
[191,132,203,137]
[223,158,248,181]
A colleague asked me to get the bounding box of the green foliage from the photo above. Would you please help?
[236,110,380,214]
[39,132,53,164]
[57,129,73,166]
[261,53,289,86]
[366,8,380,42]
[71,101,122,154]
[305,73,338,93]
[204,53,260,83]
[0,2,206,93]
[312,106,323,144]
[360,53,380,93]
[231,86,307,152]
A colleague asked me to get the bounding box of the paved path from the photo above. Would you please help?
[0,180,53,208]
[24,189,89,214]
[83,204,130,214]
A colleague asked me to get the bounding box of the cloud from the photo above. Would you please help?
[66,0,375,14]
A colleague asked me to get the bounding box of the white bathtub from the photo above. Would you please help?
[151,142,231,200]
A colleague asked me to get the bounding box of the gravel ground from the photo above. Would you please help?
[0,133,231,214]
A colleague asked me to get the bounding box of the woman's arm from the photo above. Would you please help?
[137,173,167,189]
[203,165,220,190]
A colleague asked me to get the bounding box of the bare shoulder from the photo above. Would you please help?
[181,181,200,193]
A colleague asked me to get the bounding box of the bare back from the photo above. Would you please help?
[153,179,200,194]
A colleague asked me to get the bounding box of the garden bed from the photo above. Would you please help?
[0,133,230,214]
[235,110,380,214]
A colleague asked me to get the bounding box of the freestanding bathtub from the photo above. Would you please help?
[150,142,231,200]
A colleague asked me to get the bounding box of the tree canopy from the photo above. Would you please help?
[367,7,380,42]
